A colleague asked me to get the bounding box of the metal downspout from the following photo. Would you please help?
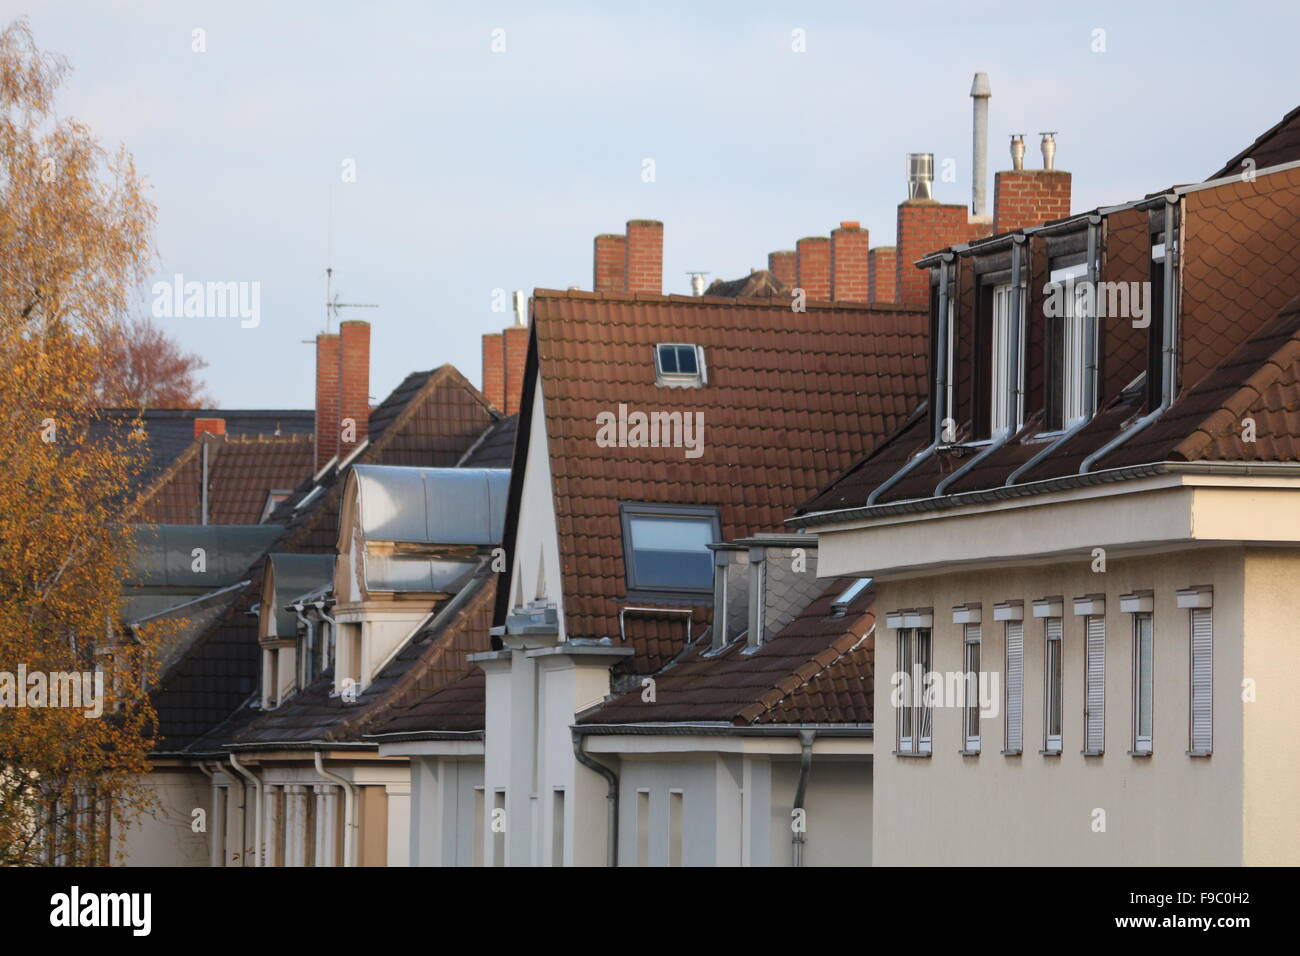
[227,753,262,867]
[936,236,1027,496]
[868,255,953,505]
[314,750,358,867]
[1006,217,1103,486]
[792,729,816,867]
[572,729,619,867]
[1081,197,1179,473]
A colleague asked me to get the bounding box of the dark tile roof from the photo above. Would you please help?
[1209,104,1300,180]
[704,269,790,299]
[94,408,313,487]
[524,290,926,671]
[460,414,518,467]
[153,365,499,752]
[367,668,486,736]
[578,577,874,726]
[133,434,314,525]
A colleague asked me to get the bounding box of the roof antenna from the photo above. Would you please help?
[323,186,378,332]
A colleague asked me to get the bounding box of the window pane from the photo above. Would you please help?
[673,346,698,375]
[658,345,679,374]
[628,514,714,589]
[1137,614,1154,738]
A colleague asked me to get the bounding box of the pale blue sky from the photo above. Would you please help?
[9,0,1299,408]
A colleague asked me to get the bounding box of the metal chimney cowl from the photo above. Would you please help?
[907,152,934,200]
[1040,132,1057,171]
[1010,134,1026,171]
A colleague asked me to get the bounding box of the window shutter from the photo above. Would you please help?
[1085,615,1106,753]
[1005,620,1024,753]
[1190,609,1213,754]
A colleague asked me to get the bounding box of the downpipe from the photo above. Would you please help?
[314,750,358,867]
[572,730,619,867]
[792,730,816,867]
[227,753,262,867]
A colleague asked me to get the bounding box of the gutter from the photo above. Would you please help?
[789,460,1300,528]
[573,722,873,737]
[227,753,262,867]
[314,750,358,867]
[792,729,815,867]
[572,728,620,867]
[866,254,954,505]
[935,235,1028,496]
[1081,196,1181,473]
[363,729,484,744]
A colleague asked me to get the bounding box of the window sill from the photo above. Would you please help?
[1039,749,1062,757]
[1001,749,1023,757]
[1127,750,1153,757]
[958,748,981,756]
[892,750,932,759]
[1081,749,1105,757]
[1186,750,1213,758]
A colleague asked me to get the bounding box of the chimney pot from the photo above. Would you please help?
[970,72,991,218]
[1039,131,1057,170]
[512,290,526,326]
[1010,134,1026,171]
[907,153,934,200]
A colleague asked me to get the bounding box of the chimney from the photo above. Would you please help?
[907,153,934,201]
[194,417,226,439]
[993,134,1072,234]
[831,222,870,301]
[768,250,797,289]
[594,233,626,292]
[625,220,663,294]
[796,236,831,300]
[337,320,370,461]
[512,289,526,326]
[502,295,528,415]
[970,73,991,219]
[868,247,897,303]
[314,332,340,470]
[481,332,505,409]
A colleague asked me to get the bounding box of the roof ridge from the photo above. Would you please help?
[530,287,922,313]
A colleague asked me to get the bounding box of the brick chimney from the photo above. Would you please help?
[314,333,340,471]
[481,332,505,409]
[831,222,870,301]
[194,417,226,439]
[896,201,989,308]
[625,220,663,294]
[993,133,1072,234]
[796,236,831,300]
[868,248,896,303]
[594,234,627,293]
[768,250,797,289]
[502,325,528,415]
[337,320,371,461]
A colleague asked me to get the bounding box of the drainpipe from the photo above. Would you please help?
[200,439,209,526]
[1080,197,1179,473]
[314,750,358,867]
[936,236,1027,495]
[792,729,816,867]
[572,730,619,867]
[227,753,262,867]
[293,605,315,684]
[868,254,954,505]
[1006,217,1103,485]
[196,761,218,867]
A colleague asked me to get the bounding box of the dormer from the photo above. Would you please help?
[257,553,333,708]
[333,465,509,695]
[709,534,821,652]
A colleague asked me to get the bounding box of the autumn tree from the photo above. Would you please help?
[0,19,163,865]
[92,314,213,409]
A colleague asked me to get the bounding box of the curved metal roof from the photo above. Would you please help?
[351,465,509,546]
[265,553,335,637]
[130,524,282,588]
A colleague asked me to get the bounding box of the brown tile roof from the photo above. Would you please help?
[134,434,314,525]
[524,290,926,670]
[154,365,500,751]
[365,668,486,737]
[801,161,1300,515]
[577,577,874,726]
[1209,104,1300,180]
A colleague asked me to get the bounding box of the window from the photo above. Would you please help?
[655,343,706,387]
[1132,612,1154,755]
[1080,605,1106,755]
[895,626,933,755]
[963,624,982,753]
[1179,587,1214,756]
[551,789,566,867]
[1043,617,1063,754]
[1004,617,1024,754]
[1045,261,1092,431]
[989,283,1023,435]
[619,503,720,594]
[831,576,872,617]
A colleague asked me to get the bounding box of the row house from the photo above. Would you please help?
[793,105,1300,865]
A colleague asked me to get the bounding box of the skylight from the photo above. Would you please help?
[655,343,706,387]
[831,577,873,615]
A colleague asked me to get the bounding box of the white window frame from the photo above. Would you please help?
[1182,590,1214,756]
[1002,614,1024,755]
[989,283,1024,435]
[654,343,707,388]
[1132,611,1154,755]
[963,623,982,753]
[1047,263,1092,430]
[1042,617,1063,755]
[894,624,933,756]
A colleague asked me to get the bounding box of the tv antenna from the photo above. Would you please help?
[324,266,378,332]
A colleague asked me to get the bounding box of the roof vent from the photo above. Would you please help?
[1010,134,1026,171]
[907,153,934,200]
[1039,131,1057,171]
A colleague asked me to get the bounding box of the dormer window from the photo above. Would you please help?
[988,283,1023,436]
[655,344,707,388]
[619,502,720,595]
[1045,260,1093,431]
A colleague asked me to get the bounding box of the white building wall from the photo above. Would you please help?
[115,769,210,866]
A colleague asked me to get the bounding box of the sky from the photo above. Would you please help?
[7,0,1300,410]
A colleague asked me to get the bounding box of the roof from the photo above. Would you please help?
[217,571,496,748]
[348,465,509,546]
[800,159,1300,517]
[129,524,282,588]
[1209,104,1300,180]
[263,553,335,638]
[152,365,501,751]
[133,433,314,525]
[459,414,518,467]
[94,408,313,487]
[516,289,926,672]
[577,577,874,726]
[704,269,790,299]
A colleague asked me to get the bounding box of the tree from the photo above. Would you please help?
[0,18,163,865]
[92,315,213,409]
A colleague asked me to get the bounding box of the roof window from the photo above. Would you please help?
[655,344,707,388]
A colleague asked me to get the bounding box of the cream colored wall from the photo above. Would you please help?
[872,548,1244,866]
[510,382,565,629]
[769,759,871,867]
[115,769,210,866]
[1241,549,1300,865]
